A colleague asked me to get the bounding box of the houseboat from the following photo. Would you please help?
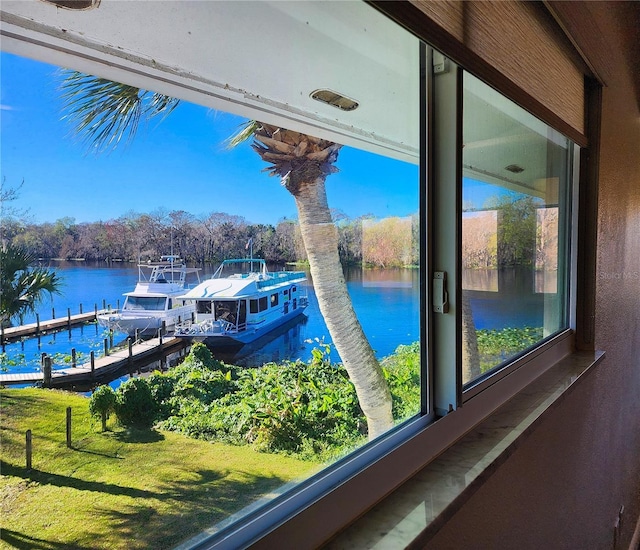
[174,258,308,347]
[97,256,200,337]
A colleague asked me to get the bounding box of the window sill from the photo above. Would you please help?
[324,349,605,549]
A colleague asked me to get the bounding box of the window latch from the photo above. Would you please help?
[433,271,449,313]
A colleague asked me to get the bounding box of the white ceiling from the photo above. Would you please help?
[1,0,570,194]
[0,0,420,162]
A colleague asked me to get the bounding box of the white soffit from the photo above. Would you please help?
[0,0,420,163]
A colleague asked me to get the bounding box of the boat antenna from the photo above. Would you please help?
[246,237,253,261]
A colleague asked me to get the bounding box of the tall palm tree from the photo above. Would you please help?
[0,244,62,328]
[60,73,394,438]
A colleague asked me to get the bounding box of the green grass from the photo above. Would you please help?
[0,388,320,549]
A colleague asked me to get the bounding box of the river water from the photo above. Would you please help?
[2,261,549,388]
[2,262,422,386]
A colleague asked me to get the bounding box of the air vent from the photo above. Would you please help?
[505,164,525,174]
[310,89,359,111]
[41,0,99,10]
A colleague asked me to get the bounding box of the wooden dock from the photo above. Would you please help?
[0,336,189,388]
[0,309,108,344]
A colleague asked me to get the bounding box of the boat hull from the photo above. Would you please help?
[97,306,194,337]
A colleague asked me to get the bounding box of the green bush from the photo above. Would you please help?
[382,342,421,421]
[189,342,217,367]
[89,384,117,432]
[144,341,424,461]
[115,377,156,429]
[155,344,365,460]
[476,326,543,371]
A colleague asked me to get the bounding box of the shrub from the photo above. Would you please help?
[189,342,216,367]
[89,384,117,432]
[146,342,423,461]
[156,344,366,460]
[115,378,156,429]
[382,342,421,421]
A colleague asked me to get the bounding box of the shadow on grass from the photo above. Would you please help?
[71,446,125,459]
[91,468,292,548]
[1,460,158,499]
[0,528,92,550]
[112,428,165,444]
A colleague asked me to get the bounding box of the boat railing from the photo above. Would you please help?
[256,271,306,289]
[174,318,247,336]
[213,258,268,279]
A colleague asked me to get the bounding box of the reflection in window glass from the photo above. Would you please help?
[462,73,571,385]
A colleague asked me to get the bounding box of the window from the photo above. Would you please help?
[196,301,212,315]
[123,296,167,311]
[0,1,581,548]
[461,73,573,388]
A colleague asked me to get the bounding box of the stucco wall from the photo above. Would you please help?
[425,4,640,549]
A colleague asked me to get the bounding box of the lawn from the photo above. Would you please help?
[0,388,320,549]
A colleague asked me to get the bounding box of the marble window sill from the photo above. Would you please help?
[325,350,605,549]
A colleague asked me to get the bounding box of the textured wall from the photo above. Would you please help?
[425,3,640,548]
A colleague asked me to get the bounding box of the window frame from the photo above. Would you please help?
[0,3,585,549]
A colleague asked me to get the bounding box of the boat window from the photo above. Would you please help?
[197,301,212,315]
[123,296,167,311]
[259,297,268,312]
[214,301,237,323]
[249,300,259,314]
[270,293,279,307]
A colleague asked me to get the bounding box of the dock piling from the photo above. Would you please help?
[90,351,95,377]
[67,308,71,330]
[52,307,55,320]
[71,348,77,368]
[79,303,83,314]
[43,356,52,388]
[36,313,40,334]
[104,338,109,357]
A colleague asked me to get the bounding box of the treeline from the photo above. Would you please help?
[1,209,420,267]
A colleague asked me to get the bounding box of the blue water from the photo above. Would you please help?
[1,262,550,388]
[1,262,422,386]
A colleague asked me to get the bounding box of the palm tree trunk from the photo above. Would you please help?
[293,178,394,439]
[461,290,481,383]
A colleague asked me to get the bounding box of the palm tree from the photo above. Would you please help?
[60,73,394,438]
[0,244,62,328]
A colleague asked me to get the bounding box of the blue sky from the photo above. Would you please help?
[1,52,420,226]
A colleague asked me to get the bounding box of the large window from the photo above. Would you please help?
[461,73,572,387]
[0,1,580,548]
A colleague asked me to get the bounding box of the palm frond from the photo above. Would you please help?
[59,70,179,153]
[226,120,260,149]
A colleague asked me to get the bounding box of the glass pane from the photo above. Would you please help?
[462,73,571,385]
[0,2,421,546]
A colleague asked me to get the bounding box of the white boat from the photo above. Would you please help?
[97,256,200,337]
[174,258,308,347]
